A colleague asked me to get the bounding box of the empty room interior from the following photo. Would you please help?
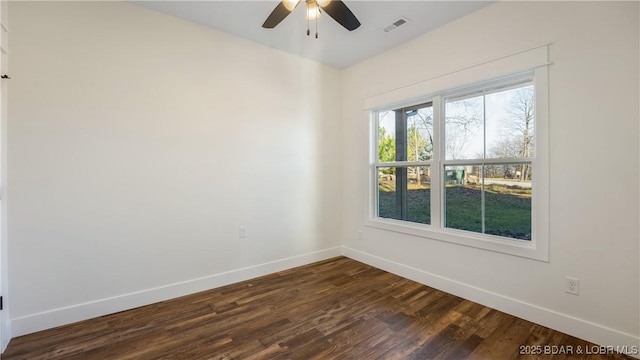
[0,0,639,358]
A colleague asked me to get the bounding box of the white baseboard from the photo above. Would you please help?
[11,247,342,338]
[8,246,639,359]
[341,246,640,359]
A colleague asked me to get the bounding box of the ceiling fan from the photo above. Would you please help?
[262,0,361,38]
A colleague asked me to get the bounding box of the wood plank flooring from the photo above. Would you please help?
[3,257,635,359]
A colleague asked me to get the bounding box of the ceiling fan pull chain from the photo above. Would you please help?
[315,12,319,39]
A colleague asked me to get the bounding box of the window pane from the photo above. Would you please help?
[484,164,532,240]
[443,163,532,240]
[407,166,430,224]
[445,95,483,160]
[406,106,434,161]
[377,166,430,224]
[377,167,399,220]
[444,165,482,233]
[378,111,396,162]
[486,85,535,159]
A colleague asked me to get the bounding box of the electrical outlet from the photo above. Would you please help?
[357,231,363,240]
[565,277,579,295]
[239,226,247,238]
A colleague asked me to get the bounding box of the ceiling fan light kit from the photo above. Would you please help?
[282,0,300,12]
[305,2,322,21]
[262,0,361,39]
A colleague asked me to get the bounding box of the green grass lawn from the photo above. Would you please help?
[378,183,531,240]
[378,182,431,225]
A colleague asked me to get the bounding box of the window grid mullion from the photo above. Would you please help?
[433,95,445,230]
[442,158,533,166]
[375,161,433,167]
[481,91,486,235]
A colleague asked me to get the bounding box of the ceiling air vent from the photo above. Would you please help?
[383,17,410,33]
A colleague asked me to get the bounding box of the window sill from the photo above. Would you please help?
[365,217,549,262]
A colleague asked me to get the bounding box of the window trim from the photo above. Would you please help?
[366,65,549,262]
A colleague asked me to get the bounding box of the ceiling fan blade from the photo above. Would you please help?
[320,1,361,31]
[262,2,293,29]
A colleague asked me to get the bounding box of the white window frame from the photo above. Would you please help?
[364,47,550,262]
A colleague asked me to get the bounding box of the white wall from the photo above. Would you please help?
[7,1,343,336]
[341,0,639,350]
[0,0,8,352]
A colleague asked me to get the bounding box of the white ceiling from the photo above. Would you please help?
[132,1,493,69]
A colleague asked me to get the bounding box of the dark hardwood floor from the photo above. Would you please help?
[2,257,635,359]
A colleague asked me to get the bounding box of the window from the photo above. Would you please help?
[377,103,433,224]
[443,82,534,240]
[369,68,549,261]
